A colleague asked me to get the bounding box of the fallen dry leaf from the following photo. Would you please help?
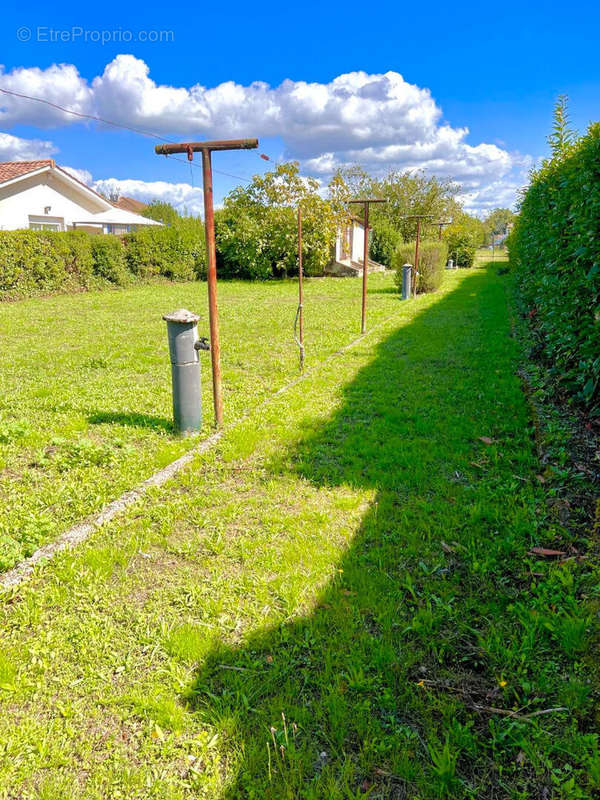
[478,436,494,445]
[528,546,566,558]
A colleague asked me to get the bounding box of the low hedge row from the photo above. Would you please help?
[392,240,448,294]
[0,223,207,300]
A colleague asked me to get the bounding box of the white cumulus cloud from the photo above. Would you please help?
[0,55,530,211]
[93,177,204,215]
[0,132,56,161]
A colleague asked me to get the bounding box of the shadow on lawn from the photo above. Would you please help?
[187,269,539,798]
[88,410,173,433]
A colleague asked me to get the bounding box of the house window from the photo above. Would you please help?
[29,215,64,232]
[104,224,131,235]
[30,222,61,231]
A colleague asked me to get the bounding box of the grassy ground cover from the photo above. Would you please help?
[0,273,400,571]
[1,261,598,798]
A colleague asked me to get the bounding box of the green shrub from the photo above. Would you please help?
[510,121,600,412]
[90,235,129,285]
[445,223,478,267]
[0,231,77,298]
[54,231,94,287]
[369,219,401,267]
[124,220,205,281]
[392,239,448,294]
[216,163,338,280]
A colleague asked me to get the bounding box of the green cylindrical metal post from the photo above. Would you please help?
[401,264,412,300]
[163,308,202,435]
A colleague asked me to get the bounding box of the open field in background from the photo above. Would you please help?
[1,262,597,799]
[0,272,404,571]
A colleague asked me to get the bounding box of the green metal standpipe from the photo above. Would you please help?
[163,309,207,435]
[401,264,412,300]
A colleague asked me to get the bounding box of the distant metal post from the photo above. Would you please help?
[435,219,452,241]
[297,206,305,370]
[348,198,387,333]
[404,214,434,298]
[155,138,258,428]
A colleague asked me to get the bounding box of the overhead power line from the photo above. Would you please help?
[0,86,254,184]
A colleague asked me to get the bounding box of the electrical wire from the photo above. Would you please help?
[0,86,254,184]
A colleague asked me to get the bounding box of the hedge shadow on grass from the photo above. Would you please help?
[185,269,579,798]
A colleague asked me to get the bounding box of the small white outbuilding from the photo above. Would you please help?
[326,215,385,277]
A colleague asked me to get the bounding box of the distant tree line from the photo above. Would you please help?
[0,163,515,301]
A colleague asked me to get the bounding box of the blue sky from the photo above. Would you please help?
[1,0,597,215]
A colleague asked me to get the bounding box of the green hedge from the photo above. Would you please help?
[0,231,95,298]
[392,240,448,294]
[90,235,129,285]
[509,123,600,412]
[0,222,206,301]
[124,218,206,281]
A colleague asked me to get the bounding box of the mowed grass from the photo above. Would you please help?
[0,273,400,571]
[1,262,598,799]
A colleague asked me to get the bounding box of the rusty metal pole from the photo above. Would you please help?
[348,198,386,333]
[361,201,369,334]
[200,148,223,426]
[402,214,434,299]
[435,220,451,241]
[297,206,305,370]
[414,219,421,298]
[155,138,258,428]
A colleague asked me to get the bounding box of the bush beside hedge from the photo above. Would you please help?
[444,223,478,267]
[392,240,448,294]
[509,123,600,412]
[124,219,206,282]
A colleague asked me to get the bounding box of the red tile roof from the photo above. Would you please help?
[0,159,55,184]
[114,196,147,213]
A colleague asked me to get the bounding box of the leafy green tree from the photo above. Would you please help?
[483,208,516,242]
[327,166,461,265]
[217,162,340,279]
[142,201,180,226]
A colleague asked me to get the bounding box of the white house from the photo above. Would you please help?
[325,215,385,276]
[0,160,161,234]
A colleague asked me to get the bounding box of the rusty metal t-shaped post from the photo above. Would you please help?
[347,198,387,334]
[155,138,258,427]
[404,214,434,298]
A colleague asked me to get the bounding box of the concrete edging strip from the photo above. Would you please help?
[1,309,400,591]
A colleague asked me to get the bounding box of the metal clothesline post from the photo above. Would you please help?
[155,138,258,427]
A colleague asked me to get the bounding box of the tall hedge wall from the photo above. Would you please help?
[509,123,600,412]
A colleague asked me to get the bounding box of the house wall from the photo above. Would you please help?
[351,223,365,263]
[335,222,365,263]
[0,172,107,231]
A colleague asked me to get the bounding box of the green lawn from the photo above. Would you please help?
[1,263,598,799]
[0,273,400,571]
